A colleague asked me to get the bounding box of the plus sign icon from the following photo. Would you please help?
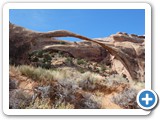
[137,89,158,110]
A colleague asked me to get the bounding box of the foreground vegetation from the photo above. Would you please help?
[9,50,144,109]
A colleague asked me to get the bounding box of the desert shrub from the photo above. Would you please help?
[43,53,52,61]
[54,102,75,109]
[38,54,52,69]
[78,67,85,73]
[130,81,145,90]
[59,41,66,45]
[96,77,130,94]
[79,72,105,90]
[73,92,101,109]
[57,51,63,57]
[79,71,130,94]
[36,50,44,57]
[82,72,101,82]
[95,69,100,73]
[112,88,140,109]
[65,57,73,66]
[29,50,52,69]
[107,74,129,83]
[9,89,32,109]
[57,67,86,83]
[28,98,52,109]
[38,61,51,69]
[77,59,86,65]
[100,64,106,72]
[29,50,43,57]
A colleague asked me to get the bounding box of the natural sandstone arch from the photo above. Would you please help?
[9,22,144,81]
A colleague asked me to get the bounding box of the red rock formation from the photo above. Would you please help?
[9,22,145,81]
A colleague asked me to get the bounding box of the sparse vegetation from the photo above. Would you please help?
[79,72,104,90]
[100,64,106,72]
[59,41,66,45]
[77,59,86,65]
[54,102,75,109]
[17,65,56,82]
[9,49,144,109]
[112,88,139,109]
[29,50,52,69]
[65,57,73,66]
[27,98,52,109]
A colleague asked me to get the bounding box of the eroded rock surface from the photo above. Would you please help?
[9,23,145,81]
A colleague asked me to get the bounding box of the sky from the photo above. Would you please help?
[10,9,145,41]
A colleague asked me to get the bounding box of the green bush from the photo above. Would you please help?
[29,50,52,69]
[36,50,44,57]
[100,64,106,72]
[65,57,73,66]
[77,59,86,65]
[59,41,66,45]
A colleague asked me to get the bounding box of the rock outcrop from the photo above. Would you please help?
[9,22,145,81]
[9,23,108,63]
[94,32,145,81]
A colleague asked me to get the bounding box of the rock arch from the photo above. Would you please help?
[9,22,144,81]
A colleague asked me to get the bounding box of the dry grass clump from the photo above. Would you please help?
[17,65,54,82]
[79,71,105,91]
[112,88,140,109]
[55,67,82,81]
[16,65,83,82]
[79,72,129,94]
[54,102,75,109]
[105,74,129,88]
[107,74,129,83]
[130,81,145,91]
[27,98,52,109]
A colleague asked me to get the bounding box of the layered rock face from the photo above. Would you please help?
[9,22,145,81]
[95,32,145,81]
